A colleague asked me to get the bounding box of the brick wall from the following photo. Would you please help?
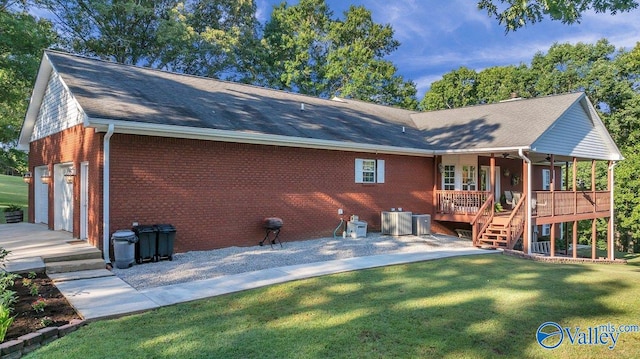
[109,135,435,252]
[28,124,103,248]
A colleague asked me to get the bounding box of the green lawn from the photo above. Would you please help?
[0,174,28,223]
[29,254,640,358]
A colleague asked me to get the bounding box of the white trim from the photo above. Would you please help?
[609,161,617,260]
[18,53,53,151]
[80,162,89,240]
[89,118,435,157]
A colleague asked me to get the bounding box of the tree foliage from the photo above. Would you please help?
[477,0,639,32]
[261,0,417,107]
[0,3,57,173]
[35,0,260,78]
[421,39,640,250]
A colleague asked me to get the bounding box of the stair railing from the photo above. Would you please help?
[470,194,494,246]
[505,194,526,248]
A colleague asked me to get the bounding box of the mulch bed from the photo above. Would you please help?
[4,272,81,342]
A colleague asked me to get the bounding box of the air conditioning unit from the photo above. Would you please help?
[381,211,412,235]
[412,214,431,235]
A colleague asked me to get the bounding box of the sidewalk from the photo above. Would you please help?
[56,247,498,320]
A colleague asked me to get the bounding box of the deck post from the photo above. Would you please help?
[592,219,597,259]
[608,160,616,260]
[572,220,578,258]
[490,154,495,199]
[550,155,555,257]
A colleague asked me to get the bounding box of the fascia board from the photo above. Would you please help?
[17,53,53,151]
[87,118,436,157]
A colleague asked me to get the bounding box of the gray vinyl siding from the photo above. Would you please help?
[531,103,616,160]
[31,71,85,141]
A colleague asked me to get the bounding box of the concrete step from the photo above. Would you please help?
[48,269,114,283]
[46,258,107,274]
[42,247,103,263]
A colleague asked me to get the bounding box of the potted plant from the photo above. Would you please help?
[3,204,24,224]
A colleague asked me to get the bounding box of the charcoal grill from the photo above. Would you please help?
[260,217,283,248]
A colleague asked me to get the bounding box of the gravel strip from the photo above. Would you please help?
[112,233,473,290]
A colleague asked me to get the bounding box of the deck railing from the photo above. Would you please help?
[435,190,491,215]
[505,194,526,248]
[533,191,610,218]
[471,194,494,246]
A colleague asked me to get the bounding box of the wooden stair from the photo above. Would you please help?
[477,216,519,249]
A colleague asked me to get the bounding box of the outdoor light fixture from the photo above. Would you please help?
[503,169,511,177]
[23,172,33,184]
[438,163,444,173]
[64,167,76,184]
[41,171,51,184]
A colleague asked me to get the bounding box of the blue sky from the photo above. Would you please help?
[256,0,640,98]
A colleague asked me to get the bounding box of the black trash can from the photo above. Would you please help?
[156,224,176,261]
[133,225,158,263]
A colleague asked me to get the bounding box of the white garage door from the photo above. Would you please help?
[34,166,49,224]
[54,163,74,232]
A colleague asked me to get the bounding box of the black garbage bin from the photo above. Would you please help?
[133,225,157,263]
[156,224,176,261]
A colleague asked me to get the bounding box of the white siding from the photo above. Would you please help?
[31,72,85,141]
[531,102,617,160]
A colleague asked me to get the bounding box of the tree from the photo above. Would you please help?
[477,0,639,32]
[0,3,57,173]
[35,0,259,78]
[261,0,417,108]
[419,67,478,110]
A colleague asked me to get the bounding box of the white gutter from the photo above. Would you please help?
[434,146,530,155]
[103,124,115,264]
[518,148,532,255]
[609,161,618,260]
[87,118,435,157]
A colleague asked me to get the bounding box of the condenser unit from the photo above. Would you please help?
[412,214,431,235]
[381,211,412,236]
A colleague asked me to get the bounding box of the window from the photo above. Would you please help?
[355,159,385,183]
[462,165,477,191]
[443,165,455,190]
[542,169,551,190]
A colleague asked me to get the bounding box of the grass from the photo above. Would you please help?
[0,174,28,223]
[28,254,640,358]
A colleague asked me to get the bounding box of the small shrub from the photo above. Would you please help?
[0,305,14,342]
[40,316,53,327]
[22,278,32,287]
[29,283,39,297]
[2,204,22,213]
[27,272,37,280]
[31,297,47,313]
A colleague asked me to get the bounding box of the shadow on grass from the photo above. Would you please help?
[32,254,638,358]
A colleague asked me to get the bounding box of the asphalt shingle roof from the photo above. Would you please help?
[44,50,587,153]
[46,51,430,150]
[410,93,583,150]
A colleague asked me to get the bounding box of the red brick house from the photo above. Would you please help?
[18,51,623,264]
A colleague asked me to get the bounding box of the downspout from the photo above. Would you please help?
[103,124,115,264]
[609,161,618,260]
[518,148,532,255]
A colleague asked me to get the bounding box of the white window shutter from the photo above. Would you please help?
[355,159,364,183]
[376,160,385,183]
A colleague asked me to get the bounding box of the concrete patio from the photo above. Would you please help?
[0,223,497,321]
